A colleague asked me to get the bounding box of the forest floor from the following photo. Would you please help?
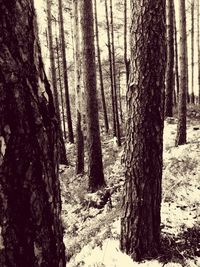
[60,106,200,267]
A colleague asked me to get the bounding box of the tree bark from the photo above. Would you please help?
[73,0,84,175]
[190,0,195,104]
[58,0,74,143]
[94,0,109,134]
[174,4,179,103]
[198,0,200,104]
[80,0,105,192]
[118,69,123,124]
[105,0,117,138]
[120,0,166,261]
[124,0,129,85]
[110,0,121,146]
[46,0,68,164]
[55,36,67,140]
[175,0,187,146]
[0,1,66,266]
[165,0,174,117]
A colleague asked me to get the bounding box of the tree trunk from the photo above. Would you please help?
[174,4,179,103]
[58,0,74,143]
[0,1,66,266]
[73,0,84,175]
[55,36,67,140]
[94,0,109,134]
[175,0,187,146]
[190,0,195,104]
[105,0,117,138]
[118,69,123,124]
[80,0,105,192]
[165,0,174,117]
[198,0,200,104]
[110,0,121,146]
[120,0,166,261]
[46,0,68,164]
[124,0,129,85]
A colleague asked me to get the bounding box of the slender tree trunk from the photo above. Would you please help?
[58,0,74,143]
[175,0,187,146]
[174,4,180,103]
[110,0,121,146]
[165,0,174,117]
[120,0,166,261]
[198,0,200,104]
[80,0,105,192]
[0,1,66,265]
[55,36,67,140]
[73,0,84,175]
[118,69,123,123]
[94,0,109,134]
[105,0,117,138]
[191,0,195,104]
[124,0,129,85]
[47,0,68,164]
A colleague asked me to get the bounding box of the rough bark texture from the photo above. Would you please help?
[94,0,109,134]
[110,0,121,146]
[0,1,66,266]
[105,0,117,138]
[46,0,67,164]
[190,0,195,104]
[80,0,105,192]
[174,5,179,103]
[58,0,74,144]
[165,0,174,117]
[120,0,166,261]
[175,0,187,146]
[73,0,84,175]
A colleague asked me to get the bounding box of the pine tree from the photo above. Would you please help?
[120,0,166,261]
[0,1,66,265]
[80,0,105,192]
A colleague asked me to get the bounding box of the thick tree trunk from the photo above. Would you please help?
[94,0,109,134]
[46,0,68,164]
[190,0,195,104]
[124,0,129,85]
[73,0,84,175]
[58,0,74,143]
[120,0,166,261]
[0,1,66,266]
[175,0,187,146]
[80,0,105,192]
[165,0,174,117]
[105,0,117,138]
[110,0,121,146]
[55,36,67,140]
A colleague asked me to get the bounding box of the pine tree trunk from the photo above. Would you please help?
[80,0,105,192]
[58,0,74,144]
[165,0,174,117]
[174,5,180,103]
[110,0,121,146]
[94,0,109,134]
[190,0,195,104]
[198,0,200,104]
[46,0,68,164]
[0,1,66,266]
[120,0,166,261]
[73,0,84,175]
[175,0,187,146]
[118,69,124,123]
[124,0,129,85]
[105,0,117,138]
[55,36,67,140]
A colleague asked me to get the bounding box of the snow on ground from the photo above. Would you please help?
[60,112,200,267]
